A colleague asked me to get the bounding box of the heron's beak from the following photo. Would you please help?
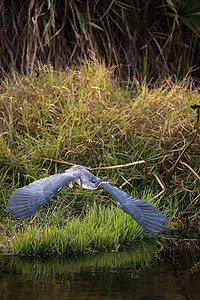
[107,179,119,186]
[97,177,119,188]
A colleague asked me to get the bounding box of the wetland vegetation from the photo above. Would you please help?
[0,60,199,254]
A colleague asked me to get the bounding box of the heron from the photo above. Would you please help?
[8,164,167,232]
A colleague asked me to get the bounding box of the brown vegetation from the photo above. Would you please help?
[1,0,200,80]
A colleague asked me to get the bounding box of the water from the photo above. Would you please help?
[0,240,200,300]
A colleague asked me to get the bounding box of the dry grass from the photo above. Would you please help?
[0,60,199,253]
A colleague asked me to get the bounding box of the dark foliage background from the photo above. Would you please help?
[1,0,200,80]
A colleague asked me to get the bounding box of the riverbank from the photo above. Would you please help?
[0,60,199,254]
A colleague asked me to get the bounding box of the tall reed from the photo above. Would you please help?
[1,0,200,80]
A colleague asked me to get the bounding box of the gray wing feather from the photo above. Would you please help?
[100,183,167,232]
[8,172,79,220]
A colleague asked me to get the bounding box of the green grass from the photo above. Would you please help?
[0,59,200,254]
[7,202,166,255]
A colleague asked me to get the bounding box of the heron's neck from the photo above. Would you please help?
[75,178,97,190]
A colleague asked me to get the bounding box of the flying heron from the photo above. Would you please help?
[8,165,167,232]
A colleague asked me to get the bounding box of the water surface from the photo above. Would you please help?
[1,240,199,300]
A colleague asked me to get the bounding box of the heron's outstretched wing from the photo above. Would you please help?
[100,183,167,232]
[8,171,79,220]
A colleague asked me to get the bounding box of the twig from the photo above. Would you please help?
[180,194,200,215]
[43,158,90,168]
[178,160,200,215]
[43,158,147,173]
[119,177,134,189]
[180,161,200,180]
[153,190,165,199]
[152,173,166,199]
[91,160,147,170]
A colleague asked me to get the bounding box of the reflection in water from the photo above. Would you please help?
[0,239,200,300]
[1,239,158,277]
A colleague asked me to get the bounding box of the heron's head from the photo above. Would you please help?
[95,177,118,188]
